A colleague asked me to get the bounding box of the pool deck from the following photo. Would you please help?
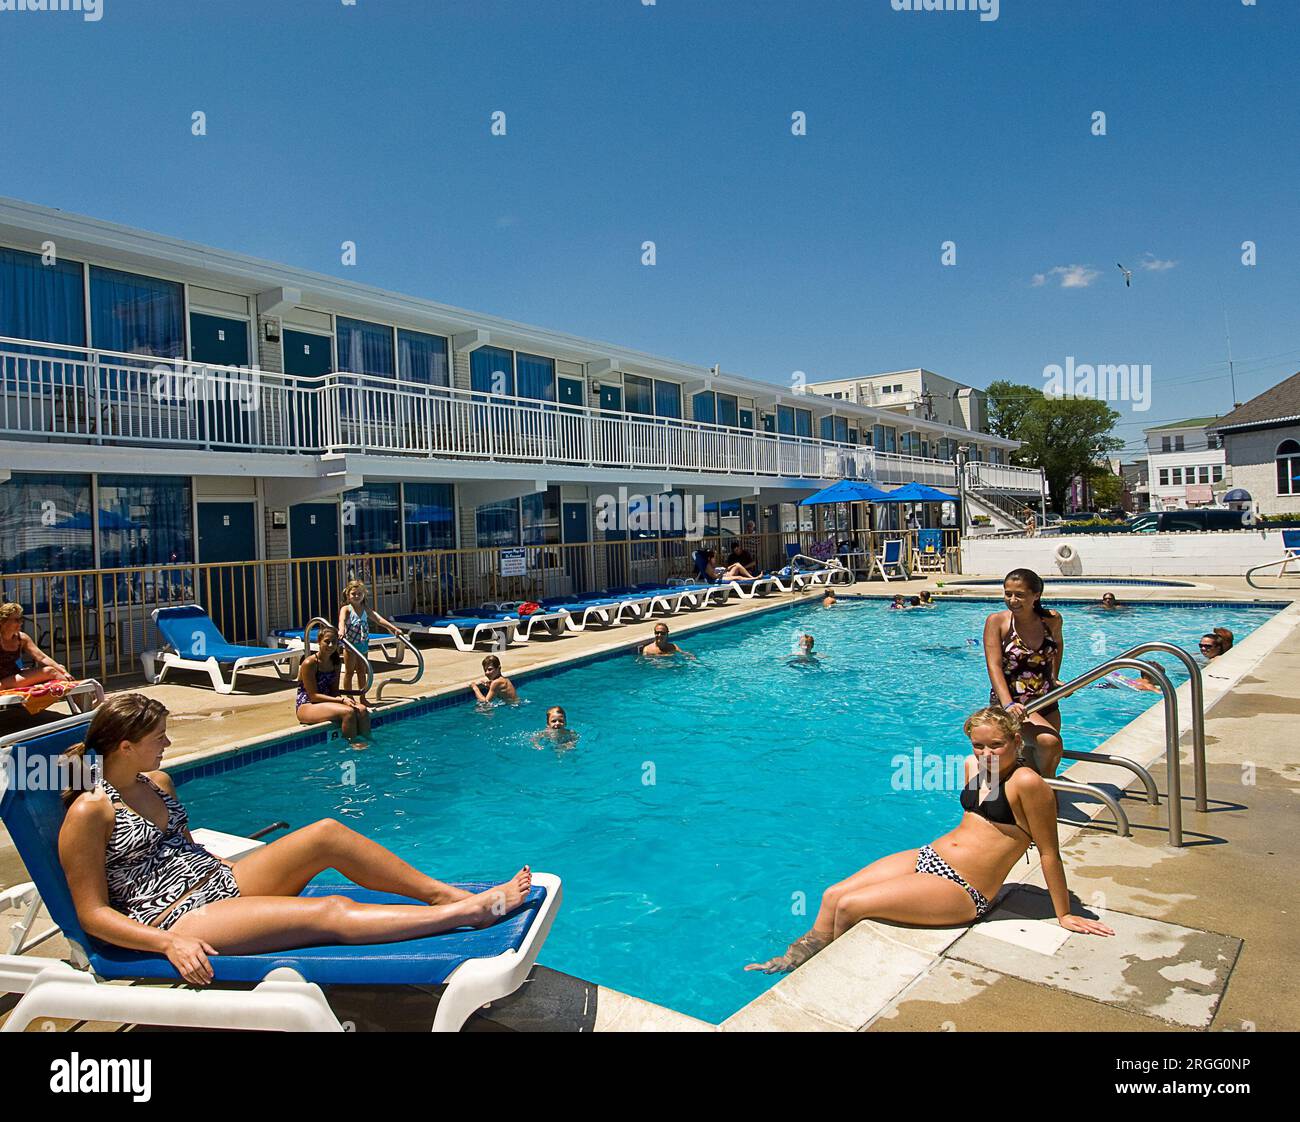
[3,573,1299,1032]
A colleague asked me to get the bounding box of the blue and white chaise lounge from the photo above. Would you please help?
[267,626,407,665]
[142,605,302,694]
[0,712,562,1033]
[393,614,519,652]
[465,605,572,643]
[538,596,618,632]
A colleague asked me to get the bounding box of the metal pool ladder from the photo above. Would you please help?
[1023,642,1207,847]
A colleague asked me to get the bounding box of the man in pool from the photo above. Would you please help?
[642,624,693,659]
[469,654,517,703]
[746,706,1113,974]
[1100,592,1120,610]
[821,590,838,608]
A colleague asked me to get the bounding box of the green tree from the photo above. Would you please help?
[983,382,1122,508]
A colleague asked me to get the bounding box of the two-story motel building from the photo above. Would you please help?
[0,197,1044,676]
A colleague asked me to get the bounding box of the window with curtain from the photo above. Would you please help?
[0,247,86,348]
[795,409,812,438]
[471,345,515,396]
[97,475,193,568]
[0,471,93,573]
[1277,440,1300,496]
[397,329,449,386]
[402,482,455,551]
[336,318,395,378]
[693,393,717,425]
[343,482,401,554]
[777,405,795,435]
[89,267,184,358]
[717,394,739,428]
[522,487,561,545]
[654,380,682,419]
[516,352,555,402]
[476,498,519,547]
[624,374,653,416]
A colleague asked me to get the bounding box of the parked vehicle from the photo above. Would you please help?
[1123,509,1250,533]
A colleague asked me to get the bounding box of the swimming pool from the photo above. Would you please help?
[177,597,1281,1023]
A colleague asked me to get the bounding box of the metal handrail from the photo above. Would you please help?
[375,629,425,703]
[1246,550,1300,590]
[1025,657,1185,846]
[301,616,373,697]
[1114,642,1207,812]
[1044,777,1131,837]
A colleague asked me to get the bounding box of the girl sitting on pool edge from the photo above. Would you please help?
[746,706,1113,974]
[296,626,370,745]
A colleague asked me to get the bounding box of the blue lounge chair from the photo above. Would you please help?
[911,528,946,575]
[393,614,518,652]
[460,605,572,642]
[873,537,907,582]
[1283,529,1300,574]
[605,585,687,617]
[0,713,562,1033]
[142,605,301,694]
[538,595,619,631]
[268,626,407,665]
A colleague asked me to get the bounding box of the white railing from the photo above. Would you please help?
[964,460,1045,494]
[0,337,1042,491]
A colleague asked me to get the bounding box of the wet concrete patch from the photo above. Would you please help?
[948,888,1241,1028]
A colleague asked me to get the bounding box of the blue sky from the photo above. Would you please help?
[2,0,1296,459]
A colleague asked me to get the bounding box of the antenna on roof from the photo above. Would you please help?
[1218,282,1240,408]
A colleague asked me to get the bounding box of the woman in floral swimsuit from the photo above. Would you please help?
[983,568,1065,775]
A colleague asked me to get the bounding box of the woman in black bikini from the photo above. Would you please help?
[983,568,1065,776]
[746,706,1113,973]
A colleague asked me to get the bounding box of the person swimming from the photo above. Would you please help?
[822,590,838,608]
[1099,592,1120,611]
[745,706,1113,974]
[786,634,824,664]
[532,705,579,749]
[917,590,936,608]
[642,623,693,659]
[889,595,906,610]
[470,654,518,703]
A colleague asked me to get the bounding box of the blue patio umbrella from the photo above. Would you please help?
[1222,489,1252,503]
[799,479,893,505]
[876,481,959,503]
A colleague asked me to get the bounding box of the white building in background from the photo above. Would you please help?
[1142,417,1226,511]
[805,369,993,462]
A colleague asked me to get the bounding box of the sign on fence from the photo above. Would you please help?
[499,547,527,577]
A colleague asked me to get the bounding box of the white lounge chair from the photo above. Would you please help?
[393,614,519,652]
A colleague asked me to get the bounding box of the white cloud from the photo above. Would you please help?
[1033,264,1100,289]
[1139,253,1177,271]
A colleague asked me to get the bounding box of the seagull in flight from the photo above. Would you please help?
[1116,263,1132,287]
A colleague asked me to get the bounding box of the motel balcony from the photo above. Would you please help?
[0,337,1046,498]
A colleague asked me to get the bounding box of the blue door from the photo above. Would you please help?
[562,502,589,593]
[190,313,253,448]
[197,502,258,643]
[289,503,341,627]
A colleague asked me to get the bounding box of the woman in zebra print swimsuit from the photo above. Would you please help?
[59,694,532,986]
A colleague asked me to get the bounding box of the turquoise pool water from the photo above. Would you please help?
[178,598,1280,1023]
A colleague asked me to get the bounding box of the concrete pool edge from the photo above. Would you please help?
[717,597,1300,1033]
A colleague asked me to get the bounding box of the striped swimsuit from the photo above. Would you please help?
[101,775,240,930]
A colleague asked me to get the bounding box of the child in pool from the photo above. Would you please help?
[890,595,906,610]
[470,654,518,703]
[917,590,936,608]
[822,590,838,608]
[532,705,579,749]
[787,634,825,663]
